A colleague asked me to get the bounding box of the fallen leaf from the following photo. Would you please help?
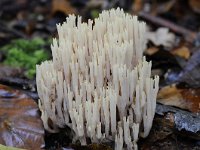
[153,0,176,15]
[145,47,159,56]
[132,0,143,13]
[52,0,77,15]
[146,47,181,70]
[157,84,200,113]
[146,27,175,48]
[0,84,44,149]
[171,46,190,59]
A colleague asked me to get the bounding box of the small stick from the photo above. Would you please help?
[0,77,35,91]
[138,12,197,43]
[0,21,28,39]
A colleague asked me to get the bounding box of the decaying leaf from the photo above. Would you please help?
[145,47,159,56]
[0,84,44,149]
[132,0,143,13]
[52,0,77,15]
[157,84,200,113]
[146,27,175,48]
[171,46,190,59]
[153,0,176,15]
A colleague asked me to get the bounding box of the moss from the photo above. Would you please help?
[1,38,50,79]
[91,9,99,18]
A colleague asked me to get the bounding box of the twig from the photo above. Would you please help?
[138,12,197,43]
[0,21,28,39]
[22,90,39,101]
[0,77,35,91]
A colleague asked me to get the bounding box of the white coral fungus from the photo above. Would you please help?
[36,8,159,150]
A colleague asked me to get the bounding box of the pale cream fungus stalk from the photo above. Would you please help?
[36,8,159,150]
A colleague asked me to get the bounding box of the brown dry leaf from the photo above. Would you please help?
[171,46,190,59]
[189,0,200,14]
[153,0,176,15]
[132,0,143,13]
[145,47,159,56]
[157,84,200,113]
[52,0,77,15]
[0,84,44,149]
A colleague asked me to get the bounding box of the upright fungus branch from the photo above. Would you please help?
[36,8,159,150]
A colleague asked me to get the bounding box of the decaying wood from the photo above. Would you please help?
[155,103,200,140]
[0,77,35,91]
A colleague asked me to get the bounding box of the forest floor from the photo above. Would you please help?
[0,0,199,149]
